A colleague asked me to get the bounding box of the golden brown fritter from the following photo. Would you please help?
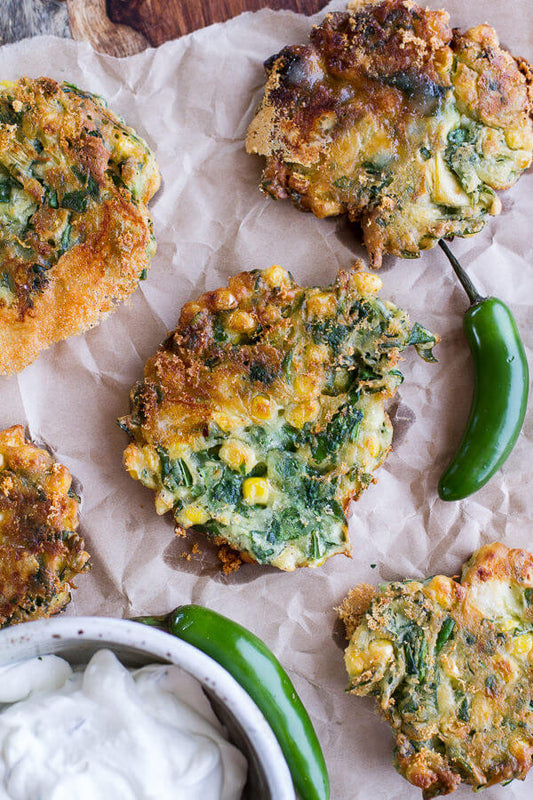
[340,543,533,797]
[0,77,160,373]
[0,425,89,625]
[119,265,436,571]
[246,0,533,267]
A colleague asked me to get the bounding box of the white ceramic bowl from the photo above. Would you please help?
[0,616,295,800]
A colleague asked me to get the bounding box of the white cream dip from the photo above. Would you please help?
[0,649,247,800]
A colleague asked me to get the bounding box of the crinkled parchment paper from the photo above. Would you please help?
[0,1,532,796]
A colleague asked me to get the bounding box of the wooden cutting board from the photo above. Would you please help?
[67,0,329,57]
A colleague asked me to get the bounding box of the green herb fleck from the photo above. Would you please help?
[61,190,88,213]
[435,617,455,653]
[407,322,437,362]
[0,179,11,203]
[59,221,71,256]
[333,176,355,190]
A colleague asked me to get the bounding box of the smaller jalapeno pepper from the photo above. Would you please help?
[136,605,330,800]
[438,240,529,501]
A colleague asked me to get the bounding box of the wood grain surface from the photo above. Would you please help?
[2,0,327,57]
[67,0,149,57]
[106,0,329,48]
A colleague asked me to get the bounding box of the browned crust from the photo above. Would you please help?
[126,269,304,446]
[0,425,90,625]
[0,77,160,374]
[247,1,452,163]
[0,196,154,374]
[247,0,533,266]
[461,541,533,596]
[342,542,533,796]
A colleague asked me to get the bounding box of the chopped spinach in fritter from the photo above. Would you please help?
[340,543,533,797]
[0,77,160,373]
[246,0,533,266]
[0,425,89,626]
[120,266,436,571]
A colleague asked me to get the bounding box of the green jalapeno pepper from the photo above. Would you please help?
[438,240,529,501]
[136,604,330,800]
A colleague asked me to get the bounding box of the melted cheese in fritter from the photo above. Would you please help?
[119,265,436,571]
[341,543,533,797]
[0,77,160,373]
[246,0,533,266]
[0,425,89,626]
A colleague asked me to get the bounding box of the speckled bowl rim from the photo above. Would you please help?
[0,615,295,799]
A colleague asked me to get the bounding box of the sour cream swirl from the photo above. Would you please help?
[0,649,247,800]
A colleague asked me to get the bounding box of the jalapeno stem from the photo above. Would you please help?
[439,240,484,306]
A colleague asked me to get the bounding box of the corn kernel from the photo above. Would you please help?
[345,648,366,676]
[364,435,380,459]
[488,195,502,216]
[368,639,394,663]
[155,490,174,515]
[352,272,383,295]
[285,400,319,428]
[251,394,273,421]
[213,413,237,433]
[437,682,455,714]
[242,477,270,505]
[263,265,291,288]
[47,464,71,495]
[509,633,533,657]
[306,344,329,365]
[516,152,532,171]
[271,545,301,572]
[219,440,257,474]
[143,445,160,473]
[470,694,493,731]
[124,444,157,488]
[212,289,237,311]
[306,291,336,317]
[181,301,203,324]
[182,505,209,525]
[0,426,24,447]
[294,374,319,398]
[261,305,281,325]
[509,735,533,762]
[425,576,455,609]
[506,128,533,150]
[227,310,256,333]
[498,618,518,632]
[480,128,501,157]
[0,511,4,524]
[0,454,4,470]
[16,445,48,474]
